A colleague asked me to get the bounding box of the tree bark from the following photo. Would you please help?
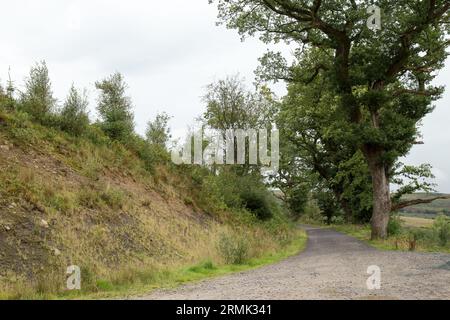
[367,157,391,239]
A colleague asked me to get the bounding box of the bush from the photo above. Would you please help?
[19,61,56,121]
[95,72,135,142]
[388,215,403,237]
[58,86,90,136]
[126,135,170,173]
[217,233,249,265]
[240,188,273,220]
[195,168,286,221]
[85,124,110,146]
[433,215,450,246]
[331,215,345,225]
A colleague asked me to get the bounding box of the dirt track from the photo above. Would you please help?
[135,226,450,300]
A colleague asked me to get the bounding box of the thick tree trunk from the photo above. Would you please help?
[367,159,391,240]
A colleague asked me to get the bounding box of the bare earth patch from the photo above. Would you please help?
[135,226,450,300]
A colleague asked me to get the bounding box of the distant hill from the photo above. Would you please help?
[399,193,450,218]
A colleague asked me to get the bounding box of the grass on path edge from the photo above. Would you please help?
[333,224,450,254]
[60,229,308,300]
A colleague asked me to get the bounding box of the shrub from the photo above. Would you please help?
[100,188,125,210]
[59,85,90,136]
[125,135,170,173]
[95,72,135,142]
[145,112,171,147]
[85,124,110,146]
[19,61,56,121]
[433,215,450,246]
[388,215,403,237]
[331,215,345,225]
[217,233,249,265]
[240,188,273,220]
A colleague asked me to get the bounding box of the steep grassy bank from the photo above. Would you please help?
[0,109,299,299]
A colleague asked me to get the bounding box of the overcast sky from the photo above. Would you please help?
[1,0,449,192]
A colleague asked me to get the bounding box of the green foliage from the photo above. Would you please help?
[388,215,403,237]
[299,200,324,224]
[146,112,171,147]
[84,124,110,146]
[0,73,16,110]
[433,215,450,246]
[95,72,134,142]
[0,82,9,109]
[217,233,249,265]
[330,215,345,225]
[199,169,284,221]
[284,184,309,218]
[19,61,56,121]
[203,75,275,131]
[190,166,286,222]
[315,191,340,224]
[391,164,437,204]
[59,85,90,136]
[334,152,373,223]
[125,134,170,172]
[276,74,373,224]
[188,260,216,273]
[212,0,450,238]
[240,188,272,221]
[272,138,311,219]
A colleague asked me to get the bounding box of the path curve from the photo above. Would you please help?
[135,226,450,300]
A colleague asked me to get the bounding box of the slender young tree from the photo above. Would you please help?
[146,112,172,147]
[211,0,450,238]
[60,84,90,136]
[95,72,134,141]
[20,61,56,120]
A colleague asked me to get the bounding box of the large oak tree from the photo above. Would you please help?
[210,0,450,238]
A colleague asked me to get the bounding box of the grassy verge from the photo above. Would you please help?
[56,229,307,300]
[333,224,450,254]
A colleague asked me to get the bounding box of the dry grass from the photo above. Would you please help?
[400,216,434,228]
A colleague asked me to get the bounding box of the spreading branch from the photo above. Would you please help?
[392,195,450,211]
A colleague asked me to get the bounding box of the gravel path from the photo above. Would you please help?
[136,226,450,300]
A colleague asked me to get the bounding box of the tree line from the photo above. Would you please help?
[1,0,449,239]
[210,0,450,239]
